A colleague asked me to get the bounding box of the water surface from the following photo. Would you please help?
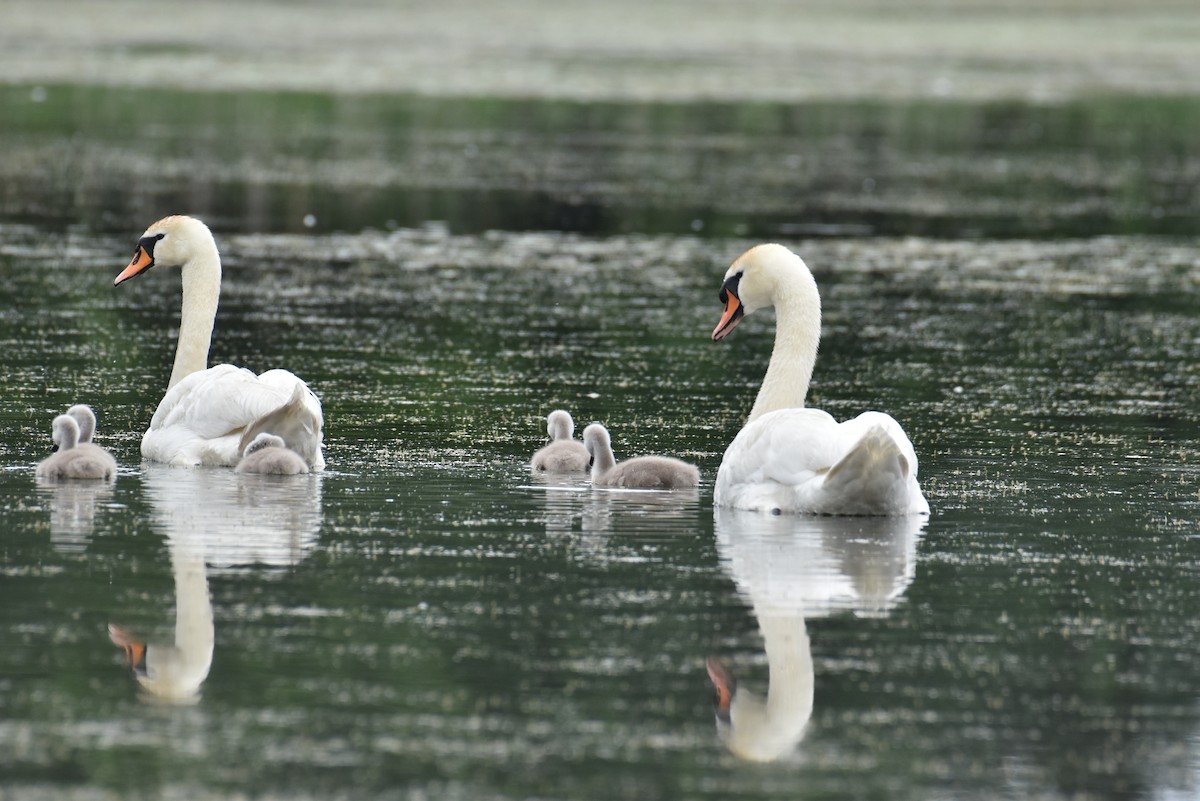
[1,221,1197,799]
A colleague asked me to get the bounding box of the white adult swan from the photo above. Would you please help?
[114,216,324,469]
[712,244,927,515]
[530,409,590,474]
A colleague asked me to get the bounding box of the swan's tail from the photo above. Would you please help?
[821,425,911,515]
[237,384,322,469]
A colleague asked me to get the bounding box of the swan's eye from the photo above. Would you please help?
[719,272,742,304]
[137,233,165,256]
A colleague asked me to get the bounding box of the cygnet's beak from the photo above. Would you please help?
[712,286,744,342]
[706,656,736,722]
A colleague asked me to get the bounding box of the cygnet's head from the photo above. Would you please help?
[114,215,218,286]
[243,432,287,458]
[581,423,612,458]
[66,404,97,443]
[547,409,575,441]
[712,244,819,341]
[51,414,80,451]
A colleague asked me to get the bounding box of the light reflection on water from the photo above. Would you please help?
[0,224,1197,800]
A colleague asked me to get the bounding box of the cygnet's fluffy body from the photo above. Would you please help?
[531,409,590,474]
[37,413,117,481]
[235,433,309,475]
[583,423,700,490]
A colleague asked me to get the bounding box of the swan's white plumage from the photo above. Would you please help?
[116,216,324,470]
[146,366,322,468]
[712,244,927,516]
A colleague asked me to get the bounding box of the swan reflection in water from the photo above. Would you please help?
[110,464,323,701]
[708,508,926,761]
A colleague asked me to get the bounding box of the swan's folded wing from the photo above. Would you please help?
[149,365,294,439]
[720,408,843,488]
[835,411,922,478]
[715,408,929,514]
[144,365,326,467]
[256,369,325,428]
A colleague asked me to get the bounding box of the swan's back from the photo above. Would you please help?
[715,409,927,515]
[147,366,324,469]
[531,441,590,473]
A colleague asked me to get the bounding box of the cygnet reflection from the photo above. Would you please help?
[708,508,926,761]
[35,478,115,552]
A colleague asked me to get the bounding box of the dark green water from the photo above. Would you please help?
[0,84,1199,800]
[2,84,1198,238]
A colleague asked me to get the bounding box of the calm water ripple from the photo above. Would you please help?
[0,225,1198,800]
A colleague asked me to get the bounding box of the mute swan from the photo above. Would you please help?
[36,414,117,480]
[531,409,590,473]
[712,244,928,515]
[583,423,700,490]
[236,432,309,475]
[115,215,326,472]
[114,215,324,470]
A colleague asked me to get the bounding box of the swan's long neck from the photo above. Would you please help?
[169,246,222,389]
[141,535,214,699]
[727,610,814,762]
[549,416,572,441]
[758,611,813,725]
[55,419,79,451]
[748,282,820,422]
[170,538,214,683]
[591,441,616,479]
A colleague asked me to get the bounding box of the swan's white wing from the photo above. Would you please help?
[716,408,841,489]
[715,408,928,515]
[143,364,324,469]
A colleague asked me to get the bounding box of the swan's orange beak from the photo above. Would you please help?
[706,656,736,721]
[712,288,744,341]
[114,245,154,286]
[109,624,148,675]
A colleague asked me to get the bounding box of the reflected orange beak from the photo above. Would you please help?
[712,291,744,341]
[114,245,154,286]
[109,623,147,673]
[706,656,736,719]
